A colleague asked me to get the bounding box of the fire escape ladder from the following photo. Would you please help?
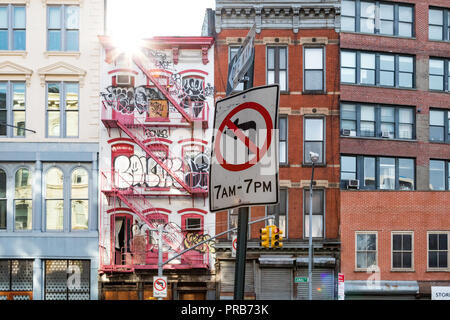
[133,57,194,123]
[115,119,193,194]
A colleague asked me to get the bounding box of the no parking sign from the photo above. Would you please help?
[209,85,279,212]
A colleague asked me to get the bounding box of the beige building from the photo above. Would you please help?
[0,0,103,300]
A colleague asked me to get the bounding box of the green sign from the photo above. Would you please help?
[295,277,309,283]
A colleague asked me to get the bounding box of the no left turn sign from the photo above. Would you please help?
[153,276,167,298]
[209,85,280,212]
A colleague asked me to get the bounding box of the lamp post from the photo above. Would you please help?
[308,151,319,300]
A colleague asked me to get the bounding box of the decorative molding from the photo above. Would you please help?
[0,60,33,86]
[300,107,331,116]
[262,37,292,45]
[0,0,30,6]
[37,61,86,87]
[280,180,291,188]
[44,51,81,59]
[42,0,83,6]
[279,107,291,115]
[300,37,328,45]
[0,51,27,58]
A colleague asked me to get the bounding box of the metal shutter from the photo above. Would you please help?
[259,268,292,300]
[296,268,335,300]
[219,261,254,294]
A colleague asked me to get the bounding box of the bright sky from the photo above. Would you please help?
[107,0,216,39]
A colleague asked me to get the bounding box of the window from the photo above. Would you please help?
[46,82,79,138]
[0,4,26,50]
[229,47,244,91]
[356,232,377,270]
[47,5,79,51]
[304,117,324,164]
[267,46,287,91]
[428,232,449,270]
[0,82,26,137]
[279,116,287,165]
[341,0,413,37]
[0,169,5,229]
[429,160,450,191]
[429,58,450,92]
[227,208,250,240]
[429,7,450,41]
[185,217,202,230]
[304,189,324,238]
[0,260,33,300]
[267,188,287,237]
[304,47,324,92]
[340,102,415,139]
[45,168,64,231]
[392,232,413,270]
[340,155,415,190]
[71,168,88,230]
[341,50,415,88]
[14,168,32,230]
[429,109,450,143]
[44,260,90,300]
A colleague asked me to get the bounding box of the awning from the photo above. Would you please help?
[295,256,336,267]
[258,255,295,266]
[345,280,419,296]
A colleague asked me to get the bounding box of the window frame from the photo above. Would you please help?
[429,159,450,191]
[429,108,450,143]
[341,50,415,89]
[391,231,414,271]
[14,166,32,231]
[427,231,450,271]
[0,4,26,51]
[429,7,450,42]
[266,45,288,92]
[340,155,416,190]
[303,188,325,239]
[303,46,325,93]
[0,167,6,230]
[46,81,79,138]
[46,4,79,52]
[70,167,89,231]
[341,0,414,38]
[429,57,450,92]
[44,166,65,232]
[340,102,416,140]
[303,116,325,165]
[355,231,378,272]
[278,116,288,165]
[0,81,26,138]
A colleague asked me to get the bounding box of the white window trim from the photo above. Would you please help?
[354,231,378,272]
[427,231,450,272]
[391,231,414,272]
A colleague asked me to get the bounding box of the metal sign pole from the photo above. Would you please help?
[233,206,249,300]
[158,224,163,300]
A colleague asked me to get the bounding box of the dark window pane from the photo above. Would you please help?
[364,157,376,188]
[393,252,402,268]
[429,251,438,268]
[0,110,6,136]
[393,234,402,251]
[429,234,438,250]
[367,234,376,251]
[403,235,412,251]
[438,252,448,268]
[430,126,444,141]
[439,234,448,250]
[0,199,6,229]
[403,252,412,268]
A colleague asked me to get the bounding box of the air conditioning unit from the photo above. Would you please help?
[341,129,351,136]
[116,75,132,86]
[381,131,390,138]
[347,179,360,189]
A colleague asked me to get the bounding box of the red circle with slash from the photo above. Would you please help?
[215,102,273,172]
[154,278,167,291]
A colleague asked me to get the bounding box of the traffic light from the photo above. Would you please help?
[271,226,283,248]
[260,226,270,248]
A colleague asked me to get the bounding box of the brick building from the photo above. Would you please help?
[209,0,341,300]
[339,0,450,299]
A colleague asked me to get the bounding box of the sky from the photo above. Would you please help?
[106,0,216,40]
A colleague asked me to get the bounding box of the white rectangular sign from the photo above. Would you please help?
[209,85,279,212]
[338,273,345,300]
[228,24,256,90]
[231,235,237,257]
[153,276,168,298]
[432,286,450,300]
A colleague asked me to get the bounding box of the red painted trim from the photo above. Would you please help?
[143,207,171,214]
[178,69,209,76]
[143,138,172,145]
[177,138,208,145]
[108,69,139,75]
[107,138,135,145]
[177,208,208,215]
[148,69,173,76]
[106,207,134,214]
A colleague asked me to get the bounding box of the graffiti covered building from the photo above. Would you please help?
[97,36,216,300]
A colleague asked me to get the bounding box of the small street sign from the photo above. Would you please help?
[338,273,345,300]
[209,85,280,212]
[295,277,309,283]
[153,276,167,298]
[231,235,237,257]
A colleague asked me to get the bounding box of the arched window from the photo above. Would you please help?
[0,169,6,229]
[15,168,32,230]
[45,167,64,231]
[71,168,89,230]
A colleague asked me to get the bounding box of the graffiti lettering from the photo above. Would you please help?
[101,85,164,114]
[144,128,169,139]
[183,232,216,254]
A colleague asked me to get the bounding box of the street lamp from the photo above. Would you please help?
[308,151,319,300]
